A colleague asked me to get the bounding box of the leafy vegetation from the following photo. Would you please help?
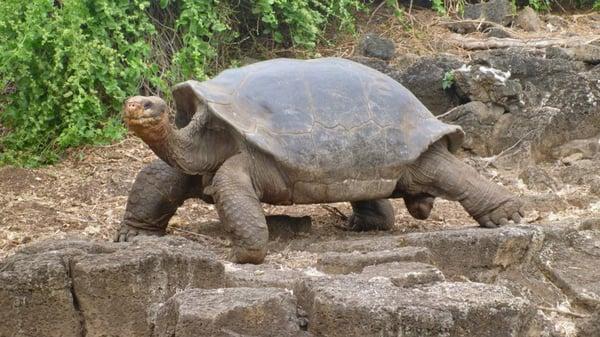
[527,0,600,11]
[2,0,598,166]
[432,0,448,14]
[0,0,364,166]
[528,0,552,11]
[441,70,456,90]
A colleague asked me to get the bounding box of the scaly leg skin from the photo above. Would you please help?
[347,199,395,231]
[402,139,524,228]
[114,159,207,242]
[209,154,269,264]
[403,194,435,220]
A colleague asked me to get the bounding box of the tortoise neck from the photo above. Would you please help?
[133,114,181,169]
[143,115,236,175]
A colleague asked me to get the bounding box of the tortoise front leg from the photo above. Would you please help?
[347,199,395,231]
[209,154,269,264]
[115,159,209,242]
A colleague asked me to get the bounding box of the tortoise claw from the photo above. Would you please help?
[483,220,498,228]
[476,198,524,228]
[114,224,164,242]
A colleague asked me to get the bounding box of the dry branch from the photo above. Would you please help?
[450,33,600,50]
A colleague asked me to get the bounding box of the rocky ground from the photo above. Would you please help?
[2,5,600,337]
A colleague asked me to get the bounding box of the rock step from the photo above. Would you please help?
[224,262,320,289]
[295,278,537,337]
[538,230,600,309]
[359,262,445,287]
[0,236,225,337]
[307,226,536,279]
[317,246,433,274]
[400,226,535,279]
[153,287,303,337]
[225,260,445,290]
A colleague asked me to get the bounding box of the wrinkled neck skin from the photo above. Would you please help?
[138,113,235,175]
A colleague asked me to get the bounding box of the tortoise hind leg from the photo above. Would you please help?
[400,139,524,228]
[115,159,207,242]
[347,199,395,231]
[403,193,435,220]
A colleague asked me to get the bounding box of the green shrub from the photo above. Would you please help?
[0,0,364,166]
[528,0,551,11]
[0,0,157,165]
[251,0,364,48]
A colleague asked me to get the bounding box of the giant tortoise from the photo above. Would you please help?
[117,57,524,264]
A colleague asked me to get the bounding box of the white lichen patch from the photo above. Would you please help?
[478,66,511,83]
[302,267,327,277]
[589,200,600,212]
[587,92,597,106]
[457,64,472,72]
[223,261,242,272]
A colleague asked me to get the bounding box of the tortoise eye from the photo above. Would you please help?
[143,101,153,110]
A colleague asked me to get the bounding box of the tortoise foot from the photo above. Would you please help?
[345,214,393,231]
[114,223,165,242]
[475,197,525,228]
[231,246,267,264]
[346,199,395,231]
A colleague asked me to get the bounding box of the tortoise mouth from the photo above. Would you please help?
[123,102,164,127]
[123,114,163,126]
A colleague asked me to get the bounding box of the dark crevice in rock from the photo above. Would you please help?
[64,258,87,337]
[297,307,309,331]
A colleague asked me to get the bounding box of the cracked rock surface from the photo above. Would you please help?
[3,223,600,336]
[0,236,224,337]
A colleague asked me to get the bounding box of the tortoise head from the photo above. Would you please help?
[123,96,170,143]
[123,96,167,127]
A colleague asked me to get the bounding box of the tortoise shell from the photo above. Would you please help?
[172,58,463,180]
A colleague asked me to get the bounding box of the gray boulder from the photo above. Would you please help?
[515,7,544,32]
[463,0,514,25]
[0,242,87,337]
[538,230,600,308]
[357,33,396,61]
[486,26,515,38]
[153,287,302,337]
[572,44,600,65]
[453,64,523,113]
[518,166,561,192]
[399,226,535,280]
[546,45,600,64]
[440,101,505,156]
[397,54,464,115]
[447,48,599,162]
[0,236,224,337]
[551,136,600,160]
[296,277,537,337]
